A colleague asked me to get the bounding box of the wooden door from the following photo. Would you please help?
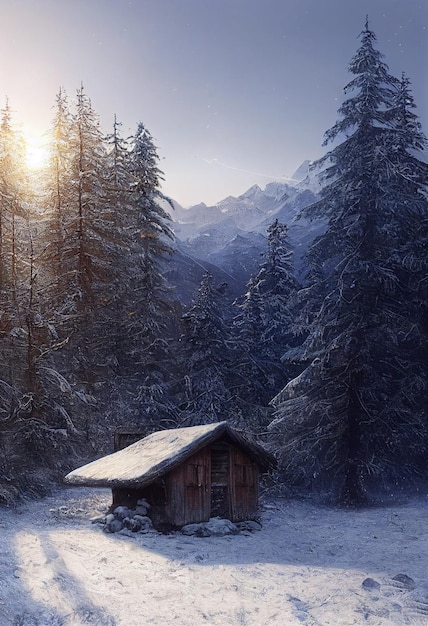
[210,443,231,518]
[231,447,258,521]
[184,448,210,524]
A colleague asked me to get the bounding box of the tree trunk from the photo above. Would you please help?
[339,369,368,506]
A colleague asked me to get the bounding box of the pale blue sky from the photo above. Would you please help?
[1,0,426,206]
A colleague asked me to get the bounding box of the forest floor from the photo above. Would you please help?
[1,486,428,625]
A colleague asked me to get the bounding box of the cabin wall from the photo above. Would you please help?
[111,439,261,528]
[152,447,211,528]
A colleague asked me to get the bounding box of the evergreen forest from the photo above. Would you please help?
[0,22,427,507]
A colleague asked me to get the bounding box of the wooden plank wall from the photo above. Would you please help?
[112,441,260,527]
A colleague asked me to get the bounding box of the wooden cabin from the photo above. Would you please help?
[65,422,275,529]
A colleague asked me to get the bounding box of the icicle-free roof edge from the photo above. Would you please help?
[64,421,275,488]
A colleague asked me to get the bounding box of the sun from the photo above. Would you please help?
[24,132,50,170]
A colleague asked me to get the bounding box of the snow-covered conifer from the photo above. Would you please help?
[270,21,428,505]
[179,273,234,425]
[232,219,299,408]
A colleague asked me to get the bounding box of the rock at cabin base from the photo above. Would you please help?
[181,517,240,537]
[102,507,154,534]
[236,520,262,532]
[123,517,142,532]
[133,515,153,531]
[137,498,151,507]
[113,506,132,520]
[135,505,150,516]
[105,518,123,533]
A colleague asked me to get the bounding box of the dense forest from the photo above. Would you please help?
[0,22,427,506]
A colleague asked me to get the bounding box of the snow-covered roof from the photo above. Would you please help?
[64,421,275,488]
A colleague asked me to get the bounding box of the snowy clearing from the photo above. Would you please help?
[1,487,428,625]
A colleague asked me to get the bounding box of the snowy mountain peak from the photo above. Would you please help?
[168,167,323,302]
[240,184,263,199]
[292,160,311,181]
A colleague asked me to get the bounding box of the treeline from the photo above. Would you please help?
[1,21,428,507]
[0,87,300,504]
[0,88,180,502]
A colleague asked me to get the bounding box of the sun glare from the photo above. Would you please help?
[24,132,49,170]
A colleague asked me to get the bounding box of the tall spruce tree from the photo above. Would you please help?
[0,101,78,502]
[179,273,234,426]
[0,100,27,310]
[44,89,77,313]
[0,101,36,394]
[125,121,175,363]
[232,220,299,410]
[269,20,428,504]
[45,87,110,324]
[38,89,118,447]
[117,122,178,428]
[101,115,135,366]
[73,85,110,312]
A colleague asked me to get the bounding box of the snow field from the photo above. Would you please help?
[1,487,428,625]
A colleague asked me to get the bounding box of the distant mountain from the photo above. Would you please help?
[165,161,325,304]
[162,245,241,306]
[291,159,311,182]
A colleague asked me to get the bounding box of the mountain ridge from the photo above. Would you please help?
[164,161,324,303]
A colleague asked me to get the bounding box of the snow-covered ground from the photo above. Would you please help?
[1,486,428,625]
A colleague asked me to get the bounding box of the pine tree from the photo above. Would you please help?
[101,115,135,365]
[0,100,34,391]
[73,85,110,311]
[113,122,178,428]
[269,21,428,505]
[45,86,110,322]
[179,273,234,425]
[0,101,79,503]
[44,88,76,311]
[232,220,300,409]
[0,100,27,309]
[128,122,174,261]
[122,122,175,365]
[36,89,118,447]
